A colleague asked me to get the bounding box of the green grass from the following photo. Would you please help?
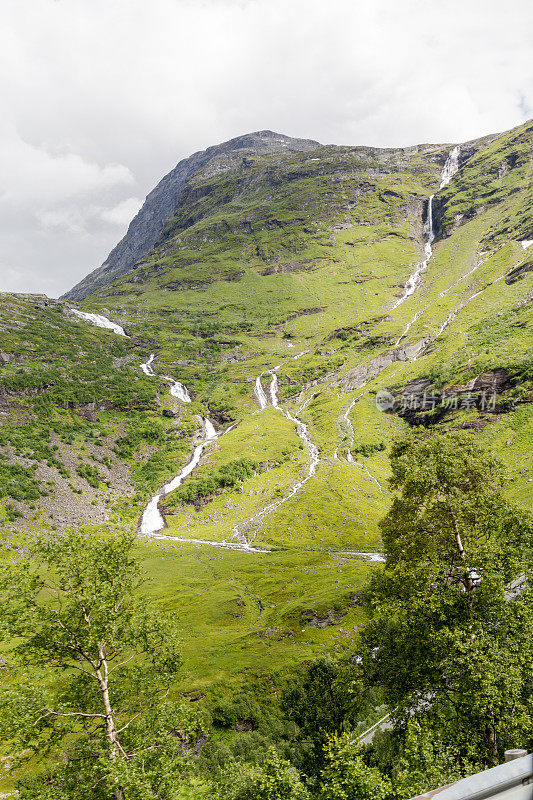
[0,121,531,793]
[139,539,379,692]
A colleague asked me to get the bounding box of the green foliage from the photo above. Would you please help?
[0,529,183,798]
[318,733,391,800]
[0,461,44,502]
[1,122,533,798]
[0,422,66,474]
[214,749,310,800]
[165,458,257,508]
[113,418,167,459]
[281,658,368,781]
[361,431,533,765]
[76,462,109,488]
[388,721,482,799]
[352,442,386,457]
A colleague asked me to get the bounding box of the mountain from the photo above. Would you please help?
[62,131,320,301]
[1,119,532,712]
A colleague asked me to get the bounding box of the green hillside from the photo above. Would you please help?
[0,121,531,795]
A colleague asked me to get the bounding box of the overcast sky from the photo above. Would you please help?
[1,0,532,298]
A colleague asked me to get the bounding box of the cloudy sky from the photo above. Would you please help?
[1,0,532,298]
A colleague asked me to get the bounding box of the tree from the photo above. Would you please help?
[214,749,310,800]
[389,721,481,799]
[0,529,186,799]
[361,431,533,765]
[281,658,368,781]
[318,733,391,800]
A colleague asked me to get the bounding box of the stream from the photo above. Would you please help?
[137,147,463,557]
[71,309,128,337]
[231,366,320,546]
[392,145,460,313]
[139,417,221,536]
[140,354,191,401]
[338,146,466,470]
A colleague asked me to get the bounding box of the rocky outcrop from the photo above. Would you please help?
[61,131,320,301]
[340,337,432,390]
[505,260,532,285]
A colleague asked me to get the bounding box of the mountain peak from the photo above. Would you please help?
[62,130,320,301]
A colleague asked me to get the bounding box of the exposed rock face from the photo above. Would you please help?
[340,337,432,390]
[61,131,320,301]
[505,260,532,285]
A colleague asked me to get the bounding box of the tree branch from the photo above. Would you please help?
[34,710,106,725]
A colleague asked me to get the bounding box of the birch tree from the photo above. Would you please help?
[361,432,533,765]
[0,529,183,798]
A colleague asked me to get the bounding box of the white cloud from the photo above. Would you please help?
[99,198,144,227]
[0,129,134,206]
[0,0,532,296]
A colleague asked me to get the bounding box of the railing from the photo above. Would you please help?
[410,752,533,800]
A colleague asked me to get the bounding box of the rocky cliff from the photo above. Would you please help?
[62,131,320,301]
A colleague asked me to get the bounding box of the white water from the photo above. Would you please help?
[439,145,461,188]
[141,354,156,376]
[149,533,267,553]
[334,391,383,494]
[392,195,435,309]
[340,551,385,562]
[232,357,321,545]
[141,354,191,401]
[434,290,482,338]
[395,257,484,346]
[269,373,279,407]
[140,347,321,549]
[231,371,320,545]
[162,377,191,402]
[334,397,358,461]
[139,418,219,535]
[439,262,482,298]
[72,309,128,337]
[254,377,269,410]
[392,146,462,314]
[204,418,217,439]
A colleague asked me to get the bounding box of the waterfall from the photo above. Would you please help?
[439,145,461,188]
[230,399,320,546]
[204,418,217,439]
[139,492,165,534]
[393,145,459,311]
[163,377,191,402]
[139,417,219,535]
[254,377,268,410]
[140,354,156,376]
[392,195,435,309]
[71,309,128,337]
[141,355,191,401]
[269,373,279,407]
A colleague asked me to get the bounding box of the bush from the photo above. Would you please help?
[351,442,385,457]
[76,464,109,489]
[0,462,44,503]
[165,458,256,508]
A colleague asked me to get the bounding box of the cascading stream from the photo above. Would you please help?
[140,354,156,376]
[392,145,461,315]
[139,417,219,536]
[71,309,128,337]
[439,145,461,188]
[140,354,191,401]
[254,377,269,410]
[232,367,320,545]
[162,377,191,402]
[136,145,464,554]
[392,195,435,310]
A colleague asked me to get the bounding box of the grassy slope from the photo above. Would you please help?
[1,122,531,725]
